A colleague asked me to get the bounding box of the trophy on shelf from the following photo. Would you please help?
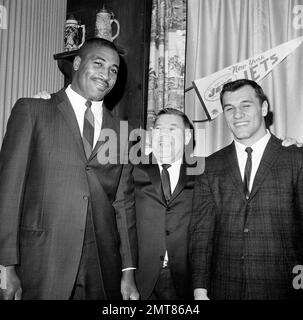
[95,5,120,42]
[64,15,86,51]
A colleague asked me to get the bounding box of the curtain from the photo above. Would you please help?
[146,0,187,129]
[185,0,303,156]
[0,0,67,143]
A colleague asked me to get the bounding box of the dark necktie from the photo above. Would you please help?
[83,100,94,159]
[243,147,253,199]
[161,164,172,202]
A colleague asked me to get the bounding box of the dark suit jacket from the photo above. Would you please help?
[0,89,137,300]
[134,153,202,299]
[190,135,303,299]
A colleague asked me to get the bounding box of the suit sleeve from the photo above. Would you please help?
[0,99,34,266]
[113,162,137,269]
[189,164,216,291]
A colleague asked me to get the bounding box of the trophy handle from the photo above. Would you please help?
[79,24,86,48]
[111,19,120,41]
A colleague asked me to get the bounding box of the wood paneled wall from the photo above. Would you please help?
[66,0,152,129]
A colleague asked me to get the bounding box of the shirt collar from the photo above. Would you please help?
[234,130,271,155]
[65,85,103,111]
[158,157,182,168]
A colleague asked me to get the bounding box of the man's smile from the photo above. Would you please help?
[92,77,109,90]
[234,121,249,127]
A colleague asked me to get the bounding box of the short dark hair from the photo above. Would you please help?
[154,108,193,131]
[78,38,119,60]
[220,79,269,108]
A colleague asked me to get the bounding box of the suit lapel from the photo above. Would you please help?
[144,154,167,205]
[145,155,189,205]
[89,104,115,161]
[55,91,116,163]
[249,135,281,199]
[55,90,87,162]
[170,163,186,202]
[225,142,246,199]
[225,136,281,200]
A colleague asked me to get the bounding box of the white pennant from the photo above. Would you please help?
[190,36,303,121]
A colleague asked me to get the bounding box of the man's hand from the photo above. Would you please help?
[194,288,209,300]
[33,91,51,99]
[0,266,22,300]
[121,269,140,300]
[281,137,303,147]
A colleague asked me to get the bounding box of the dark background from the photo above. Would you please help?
[55,0,153,129]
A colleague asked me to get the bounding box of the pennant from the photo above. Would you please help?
[190,37,303,121]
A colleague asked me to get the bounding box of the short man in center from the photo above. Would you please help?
[133,108,202,300]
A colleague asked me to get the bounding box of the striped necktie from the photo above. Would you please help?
[83,100,94,159]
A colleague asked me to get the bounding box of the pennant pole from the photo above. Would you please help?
[185,85,194,92]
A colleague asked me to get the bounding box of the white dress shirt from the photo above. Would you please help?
[234,130,271,192]
[158,158,182,194]
[157,158,182,267]
[65,85,103,147]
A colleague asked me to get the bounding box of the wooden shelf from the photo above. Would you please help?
[53,50,78,87]
[53,50,79,61]
[53,44,126,61]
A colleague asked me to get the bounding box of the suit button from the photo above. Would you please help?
[166,230,170,236]
[244,228,249,233]
[85,166,90,171]
[166,207,171,211]
[241,255,245,260]
[83,196,89,201]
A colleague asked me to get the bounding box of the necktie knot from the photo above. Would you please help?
[245,147,253,155]
[162,164,171,170]
[85,100,92,109]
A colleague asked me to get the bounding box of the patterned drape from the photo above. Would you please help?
[146,0,187,129]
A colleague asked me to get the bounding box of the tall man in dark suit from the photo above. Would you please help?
[133,108,202,300]
[0,38,139,300]
[190,79,303,300]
